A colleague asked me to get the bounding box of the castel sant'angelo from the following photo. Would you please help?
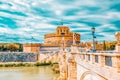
[23,25,80,53]
[44,26,80,45]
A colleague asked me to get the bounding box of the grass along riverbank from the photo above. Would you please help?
[0,62,52,67]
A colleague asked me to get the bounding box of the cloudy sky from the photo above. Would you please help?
[0,0,120,43]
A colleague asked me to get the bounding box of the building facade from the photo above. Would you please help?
[115,32,120,51]
[23,26,81,53]
[44,26,80,45]
[23,43,41,53]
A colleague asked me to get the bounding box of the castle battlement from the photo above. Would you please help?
[44,26,80,45]
[23,25,80,53]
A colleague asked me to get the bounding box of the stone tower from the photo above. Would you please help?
[115,32,120,52]
[44,26,80,46]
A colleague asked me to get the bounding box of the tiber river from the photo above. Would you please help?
[0,66,59,80]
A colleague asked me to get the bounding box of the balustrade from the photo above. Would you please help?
[79,53,120,72]
[95,55,98,63]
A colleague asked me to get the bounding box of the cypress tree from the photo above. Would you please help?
[103,40,106,51]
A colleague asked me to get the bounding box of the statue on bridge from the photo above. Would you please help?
[58,32,79,80]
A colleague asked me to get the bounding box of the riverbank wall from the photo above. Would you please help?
[0,52,38,62]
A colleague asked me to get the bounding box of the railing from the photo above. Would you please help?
[93,51,120,54]
[78,52,120,72]
[105,56,112,67]
[85,51,120,54]
[39,51,59,62]
[95,55,98,63]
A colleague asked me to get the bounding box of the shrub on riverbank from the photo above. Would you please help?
[51,62,58,66]
[34,62,51,66]
[0,62,52,67]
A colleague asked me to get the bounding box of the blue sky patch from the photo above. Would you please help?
[0,0,119,43]
[0,9,27,17]
[0,16,18,29]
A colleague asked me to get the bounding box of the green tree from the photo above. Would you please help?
[108,41,117,50]
[103,40,106,51]
[19,44,23,52]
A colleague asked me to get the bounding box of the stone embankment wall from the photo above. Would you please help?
[0,52,38,62]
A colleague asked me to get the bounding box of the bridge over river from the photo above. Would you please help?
[38,46,120,80]
[37,32,120,80]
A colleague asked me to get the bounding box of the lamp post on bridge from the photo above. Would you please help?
[30,36,34,53]
[61,32,65,51]
[91,27,96,52]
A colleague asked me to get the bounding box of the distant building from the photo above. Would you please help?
[115,32,120,52]
[44,26,80,45]
[83,41,103,51]
[23,43,41,53]
[23,26,80,53]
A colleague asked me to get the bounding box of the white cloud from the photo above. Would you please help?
[0,0,119,43]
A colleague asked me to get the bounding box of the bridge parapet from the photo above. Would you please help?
[76,52,120,80]
[78,53,120,72]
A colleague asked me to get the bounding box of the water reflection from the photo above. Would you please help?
[0,66,59,80]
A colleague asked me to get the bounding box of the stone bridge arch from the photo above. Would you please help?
[80,71,107,80]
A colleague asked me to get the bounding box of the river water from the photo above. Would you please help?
[0,66,59,80]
